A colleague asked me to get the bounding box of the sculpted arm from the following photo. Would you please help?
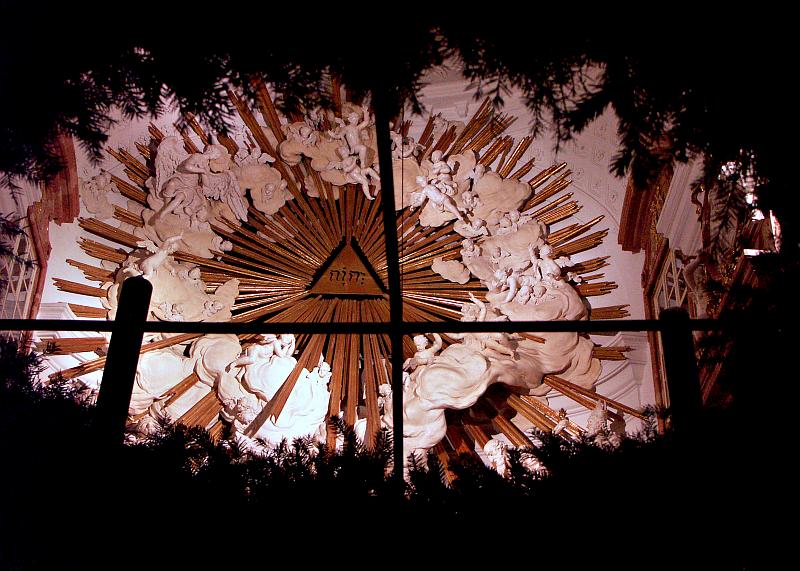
[231,352,256,368]
[358,106,371,129]
[181,154,208,175]
[431,333,443,353]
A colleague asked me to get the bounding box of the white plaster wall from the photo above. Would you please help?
[0,178,41,220]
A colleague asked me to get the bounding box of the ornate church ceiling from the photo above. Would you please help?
[36,74,651,472]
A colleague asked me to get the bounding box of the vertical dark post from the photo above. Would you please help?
[372,87,406,489]
[659,307,702,430]
[94,276,152,445]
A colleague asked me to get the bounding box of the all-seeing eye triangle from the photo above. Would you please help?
[308,239,385,296]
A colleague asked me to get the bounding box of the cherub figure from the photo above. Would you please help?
[531,283,547,304]
[527,244,543,283]
[430,115,449,141]
[297,124,319,147]
[390,131,420,159]
[450,293,517,358]
[410,176,466,221]
[211,236,234,253]
[507,209,532,229]
[80,170,115,219]
[135,235,183,279]
[538,243,564,284]
[464,163,486,186]
[328,106,372,167]
[311,360,332,387]
[566,271,583,284]
[230,334,280,401]
[502,269,522,303]
[237,144,274,166]
[429,150,456,195]
[326,146,381,200]
[461,217,489,237]
[157,301,185,322]
[490,246,510,268]
[403,333,443,372]
[461,190,482,211]
[459,298,481,322]
[460,238,482,260]
[488,267,511,292]
[276,334,296,358]
[495,213,517,236]
[177,265,203,289]
[513,274,534,304]
[202,300,224,317]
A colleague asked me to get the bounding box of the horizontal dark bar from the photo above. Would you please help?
[0,317,784,335]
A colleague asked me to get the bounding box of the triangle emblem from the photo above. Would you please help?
[309,241,384,296]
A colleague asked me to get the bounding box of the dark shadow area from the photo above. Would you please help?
[1,328,786,569]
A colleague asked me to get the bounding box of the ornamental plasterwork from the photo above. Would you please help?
[48,81,644,472]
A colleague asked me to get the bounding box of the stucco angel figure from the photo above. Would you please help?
[538,243,565,284]
[328,105,372,167]
[490,246,511,268]
[676,248,711,318]
[157,301,185,321]
[410,176,466,221]
[158,173,206,227]
[390,131,421,159]
[150,136,187,199]
[527,244,544,282]
[148,142,238,225]
[455,216,489,238]
[200,145,248,222]
[508,209,535,228]
[428,150,456,195]
[463,163,486,186]
[461,190,482,211]
[512,274,534,305]
[325,146,381,200]
[403,334,443,374]
[158,143,247,223]
[150,143,230,225]
[286,123,320,148]
[134,235,182,279]
[231,333,297,402]
[501,269,524,303]
[495,212,518,236]
[449,293,517,358]
[80,170,115,220]
[460,238,481,260]
[236,144,275,166]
